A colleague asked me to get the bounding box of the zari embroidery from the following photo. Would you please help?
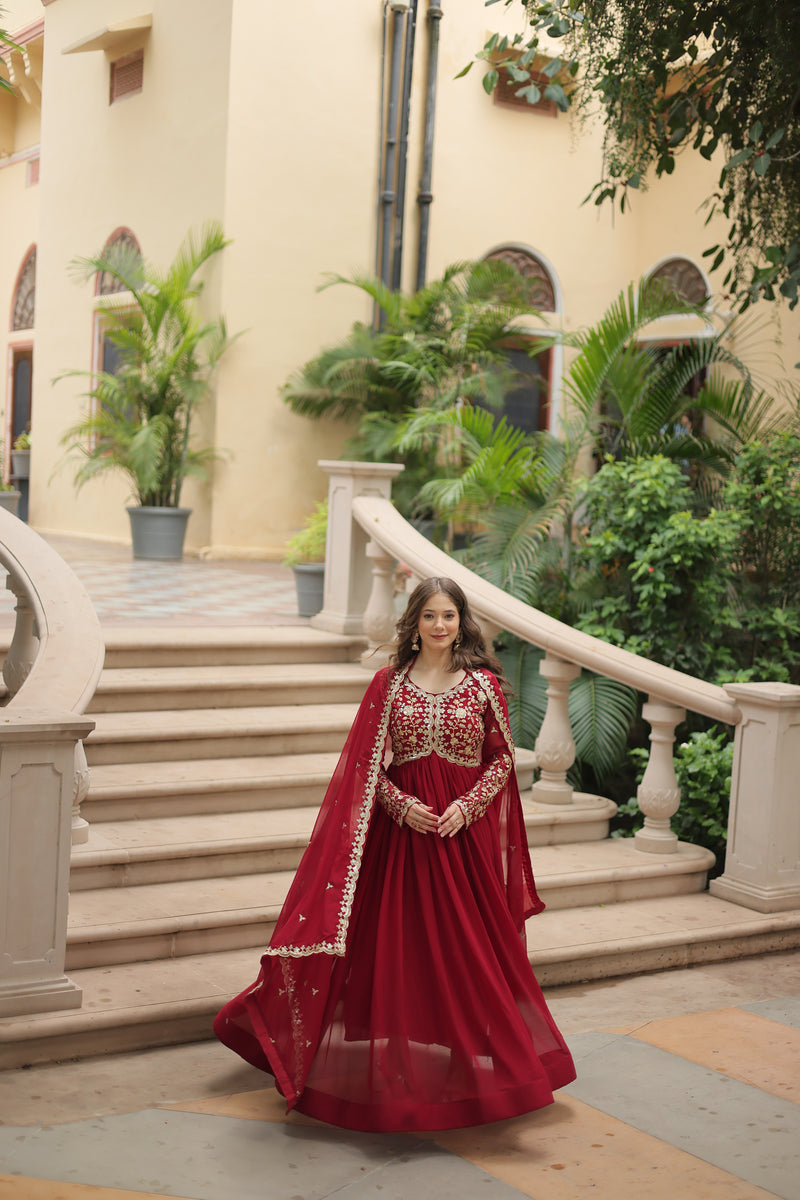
[375,773,416,826]
[280,958,306,1091]
[455,752,512,825]
[263,666,518,960]
[472,670,516,752]
[264,665,406,960]
[390,675,487,767]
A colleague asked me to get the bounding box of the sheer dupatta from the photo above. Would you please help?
[213,662,544,1110]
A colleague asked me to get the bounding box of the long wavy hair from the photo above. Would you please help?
[390,576,510,691]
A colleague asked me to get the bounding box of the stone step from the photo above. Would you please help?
[100,626,365,670]
[5,894,800,1069]
[70,794,619,890]
[84,703,360,765]
[88,662,372,713]
[83,753,342,820]
[65,839,715,967]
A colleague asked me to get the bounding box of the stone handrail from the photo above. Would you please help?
[0,508,104,1017]
[313,460,800,916]
[351,494,740,726]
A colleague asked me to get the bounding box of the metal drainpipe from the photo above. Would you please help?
[374,2,388,280]
[415,0,442,291]
[378,2,410,293]
[391,0,418,292]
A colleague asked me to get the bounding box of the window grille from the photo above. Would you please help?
[98,229,142,295]
[649,258,709,306]
[12,248,36,331]
[494,69,558,118]
[486,247,557,312]
[110,50,143,104]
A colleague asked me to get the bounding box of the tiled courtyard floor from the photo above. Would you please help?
[0,533,798,1198]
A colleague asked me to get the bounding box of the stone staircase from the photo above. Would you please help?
[2,626,800,1070]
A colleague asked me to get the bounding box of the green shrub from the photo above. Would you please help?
[573,456,739,678]
[724,431,800,684]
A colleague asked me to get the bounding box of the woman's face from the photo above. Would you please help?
[415,591,460,654]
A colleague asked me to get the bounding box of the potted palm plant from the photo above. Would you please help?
[60,222,235,559]
[0,440,21,515]
[283,499,327,617]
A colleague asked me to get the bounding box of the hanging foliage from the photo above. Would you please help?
[468,1,800,310]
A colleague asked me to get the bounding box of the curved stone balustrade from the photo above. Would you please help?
[350,495,739,727]
[314,462,800,912]
[0,509,104,1017]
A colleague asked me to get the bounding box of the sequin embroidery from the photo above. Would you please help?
[389,674,486,767]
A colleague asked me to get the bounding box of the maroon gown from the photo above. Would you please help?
[213,663,575,1132]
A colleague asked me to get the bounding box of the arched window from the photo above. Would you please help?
[648,256,709,307]
[486,245,557,313]
[11,247,36,331]
[93,229,142,381]
[96,228,142,296]
[483,245,559,435]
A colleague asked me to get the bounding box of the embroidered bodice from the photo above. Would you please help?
[391,674,486,767]
[376,671,513,828]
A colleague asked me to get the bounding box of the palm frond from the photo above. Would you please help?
[567,673,639,783]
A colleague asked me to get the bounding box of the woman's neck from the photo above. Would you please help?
[410,648,466,693]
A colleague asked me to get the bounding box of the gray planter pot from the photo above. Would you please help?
[127,506,192,560]
[10,450,30,479]
[292,562,325,618]
[0,490,21,516]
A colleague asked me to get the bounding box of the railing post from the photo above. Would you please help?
[311,460,404,636]
[711,682,800,911]
[531,654,580,805]
[0,709,94,1016]
[634,698,685,854]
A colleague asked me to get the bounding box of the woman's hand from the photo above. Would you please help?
[438,802,466,839]
[405,800,437,834]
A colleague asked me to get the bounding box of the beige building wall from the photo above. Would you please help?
[0,0,41,480]
[0,0,796,558]
[207,1,383,558]
[22,0,234,549]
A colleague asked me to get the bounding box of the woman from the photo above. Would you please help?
[214,577,575,1131]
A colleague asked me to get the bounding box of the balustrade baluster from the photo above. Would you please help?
[3,572,39,696]
[532,655,580,805]
[361,539,398,665]
[72,742,91,845]
[634,698,685,854]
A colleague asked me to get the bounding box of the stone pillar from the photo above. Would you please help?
[710,682,800,912]
[311,460,404,636]
[532,655,580,805]
[634,698,685,854]
[0,709,94,1016]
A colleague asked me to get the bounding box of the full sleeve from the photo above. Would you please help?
[454,706,513,827]
[375,768,417,826]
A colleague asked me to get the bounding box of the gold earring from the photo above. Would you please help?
[454,635,461,649]
[411,634,420,652]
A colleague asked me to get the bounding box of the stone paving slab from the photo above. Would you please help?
[0,535,305,628]
[0,1110,530,1200]
[565,1030,799,1199]
[1,997,798,1200]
